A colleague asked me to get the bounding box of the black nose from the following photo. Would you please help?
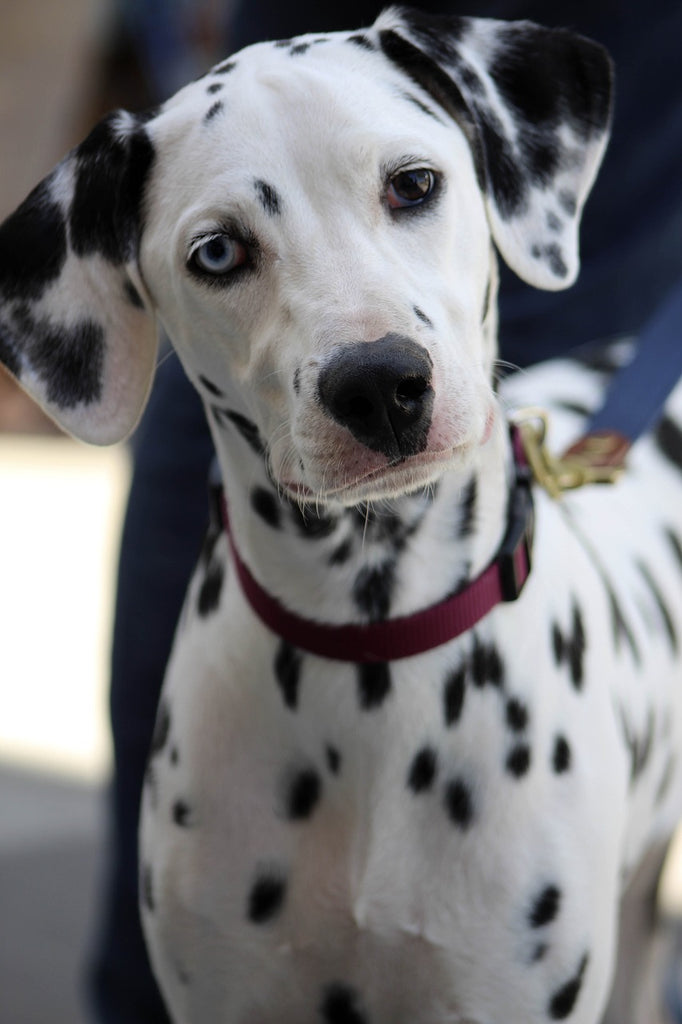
[317,334,434,459]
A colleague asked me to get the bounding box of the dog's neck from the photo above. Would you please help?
[212,412,512,627]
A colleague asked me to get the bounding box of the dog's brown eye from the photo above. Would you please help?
[387,169,436,209]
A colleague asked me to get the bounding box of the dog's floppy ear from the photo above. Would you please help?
[0,110,158,444]
[375,7,613,291]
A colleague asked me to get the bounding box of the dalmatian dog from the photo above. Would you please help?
[2,7,682,1022]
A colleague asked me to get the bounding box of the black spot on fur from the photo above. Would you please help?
[275,641,302,709]
[293,367,301,393]
[150,699,171,757]
[224,409,265,454]
[320,983,369,1024]
[0,319,21,378]
[287,768,322,820]
[457,476,477,538]
[251,486,281,529]
[443,664,466,726]
[408,746,438,793]
[553,735,572,774]
[172,799,192,827]
[347,33,375,51]
[197,556,224,616]
[357,662,392,710]
[353,562,395,621]
[551,603,586,689]
[213,59,236,74]
[444,777,475,829]
[637,560,678,653]
[402,92,442,121]
[604,577,640,664]
[170,746,179,766]
[254,179,282,216]
[618,705,655,787]
[290,503,337,540]
[290,42,310,56]
[558,190,577,216]
[16,312,105,408]
[506,743,531,778]
[548,953,589,1020]
[471,636,504,688]
[326,745,341,774]
[198,374,225,397]
[666,528,682,574]
[329,538,353,565]
[543,243,569,278]
[0,177,67,302]
[207,81,224,94]
[124,279,144,308]
[70,114,155,263]
[529,885,561,928]
[474,107,526,218]
[141,863,155,912]
[506,697,528,732]
[248,873,286,924]
[413,305,433,327]
[482,278,491,323]
[204,100,224,123]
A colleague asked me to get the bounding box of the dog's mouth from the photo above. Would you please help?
[279,447,466,505]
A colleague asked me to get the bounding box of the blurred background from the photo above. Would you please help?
[1,2,682,1023]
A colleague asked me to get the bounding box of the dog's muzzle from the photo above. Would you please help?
[317,334,434,460]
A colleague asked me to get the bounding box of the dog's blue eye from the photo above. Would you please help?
[192,235,247,275]
[387,169,436,209]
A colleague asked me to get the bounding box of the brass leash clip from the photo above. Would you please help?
[512,408,629,499]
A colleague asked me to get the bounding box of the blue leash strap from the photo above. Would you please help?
[587,282,682,442]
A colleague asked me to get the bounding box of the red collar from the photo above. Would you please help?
[220,433,533,663]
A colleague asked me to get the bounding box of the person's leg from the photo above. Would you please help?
[87,353,214,1023]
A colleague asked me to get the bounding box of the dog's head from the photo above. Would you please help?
[0,8,612,503]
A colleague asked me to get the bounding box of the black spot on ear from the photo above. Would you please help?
[141,863,155,912]
[326,745,341,774]
[529,884,561,928]
[251,486,281,529]
[474,107,526,218]
[546,210,562,232]
[15,309,105,408]
[320,983,369,1024]
[254,179,282,216]
[204,100,225,123]
[290,42,310,56]
[197,555,224,616]
[286,767,322,820]
[471,636,504,688]
[70,114,155,263]
[548,952,589,1020]
[213,59,236,74]
[247,872,286,924]
[347,34,375,51]
[172,799,192,827]
[553,734,572,773]
[444,776,475,829]
[656,416,682,473]
[457,475,477,538]
[407,746,438,793]
[506,697,528,732]
[353,562,395,621]
[207,81,224,94]
[506,743,531,778]
[0,177,67,301]
[150,698,171,757]
[275,641,302,709]
[543,242,569,279]
[357,662,392,710]
[198,374,225,397]
[443,664,466,726]
[558,190,577,216]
